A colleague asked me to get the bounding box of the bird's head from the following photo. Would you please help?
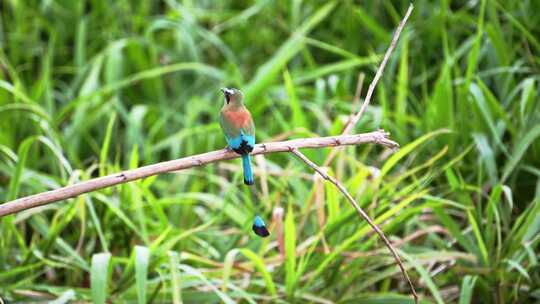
[221,88,244,106]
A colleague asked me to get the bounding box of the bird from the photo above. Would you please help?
[219,88,270,237]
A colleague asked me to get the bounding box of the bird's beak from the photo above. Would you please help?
[220,88,227,94]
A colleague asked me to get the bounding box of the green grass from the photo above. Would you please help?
[1,0,540,303]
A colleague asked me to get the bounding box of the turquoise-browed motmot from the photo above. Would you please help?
[219,88,269,237]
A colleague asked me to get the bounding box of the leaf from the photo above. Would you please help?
[520,201,540,243]
[467,210,489,266]
[86,196,109,251]
[432,206,476,254]
[49,289,76,304]
[240,249,277,296]
[325,170,340,223]
[135,246,150,304]
[0,80,44,105]
[353,6,389,41]
[400,250,445,304]
[284,203,297,297]
[0,102,51,121]
[502,124,540,181]
[294,57,379,84]
[472,133,498,183]
[463,0,486,87]
[91,252,111,304]
[519,78,536,125]
[504,259,531,282]
[222,248,240,293]
[495,1,540,50]
[7,135,73,201]
[458,275,478,304]
[179,264,235,304]
[95,193,141,236]
[380,129,450,178]
[396,31,409,139]
[80,55,103,96]
[100,112,116,176]
[283,69,307,129]
[426,62,454,136]
[7,136,38,201]
[168,251,182,304]
[75,17,87,67]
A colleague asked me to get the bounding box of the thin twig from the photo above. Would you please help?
[343,4,414,135]
[290,148,418,303]
[0,131,398,217]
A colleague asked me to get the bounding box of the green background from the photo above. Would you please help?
[1,0,539,303]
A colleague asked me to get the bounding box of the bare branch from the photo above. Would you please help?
[0,130,397,217]
[290,148,418,303]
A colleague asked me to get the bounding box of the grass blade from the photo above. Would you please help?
[240,249,277,297]
[168,251,183,304]
[284,69,308,130]
[284,203,297,297]
[135,246,150,304]
[380,129,450,178]
[99,112,116,177]
[458,275,478,304]
[91,252,111,304]
[502,124,540,181]
[7,136,38,200]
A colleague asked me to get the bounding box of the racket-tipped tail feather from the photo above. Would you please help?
[252,215,270,237]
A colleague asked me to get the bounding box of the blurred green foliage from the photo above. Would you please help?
[0,0,539,303]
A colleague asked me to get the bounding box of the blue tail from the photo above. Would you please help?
[252,215,270,237]
[241,154,254,185]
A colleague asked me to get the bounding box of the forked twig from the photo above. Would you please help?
[292,3,418,303]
